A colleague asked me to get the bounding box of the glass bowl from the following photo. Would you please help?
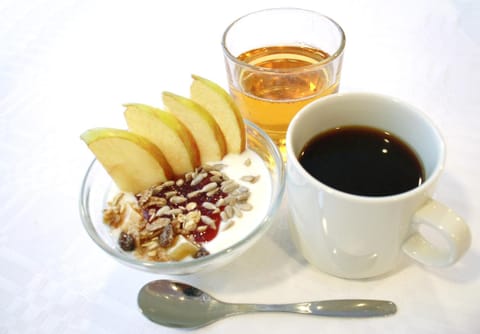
[79,120,285,275]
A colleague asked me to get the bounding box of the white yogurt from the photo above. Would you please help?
[203,149,272,254]
[105,148,272,261]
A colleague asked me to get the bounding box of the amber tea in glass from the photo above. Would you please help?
[223,8,345,158]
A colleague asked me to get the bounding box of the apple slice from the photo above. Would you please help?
[124,103,200,176]
[190,74,246,154]
[162,92,227,164]
[81,128,173,193]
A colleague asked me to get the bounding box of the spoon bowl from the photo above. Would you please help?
[138,280,397,328]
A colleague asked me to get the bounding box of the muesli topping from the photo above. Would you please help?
[103,163,257,262]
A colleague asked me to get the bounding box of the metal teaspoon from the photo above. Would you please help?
[137,280,397,328]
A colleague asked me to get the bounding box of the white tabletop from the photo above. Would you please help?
[1,0,479,333]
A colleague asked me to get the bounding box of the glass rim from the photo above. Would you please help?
[221,7,346,73]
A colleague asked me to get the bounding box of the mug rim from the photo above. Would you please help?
[221,7,346,73]
[285,91,446,203]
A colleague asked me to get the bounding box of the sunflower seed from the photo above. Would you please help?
[220,211,228,221]
[202,202,217,210]
[169,196,187,204]
[201,215,216,229]
[236,203,253,211]
[165,191,177,199]
[169,208,183,216]
[221,220,235,231]
[183,219,197,232]
[235,192,250,202]
[211,163,226,171]
[221,179,235,187]
[241,175,260,183]
[176,178,185,186]
[186,210,201,223]
[238,186,249,193]
[163,180,175,187]
[196,225,208,232]
[152,184,165,194]
[207,189,219,197]
[210,175,223,183]
[191,172,208,186]
[201,182,218,192]
[224,195,236,205]
[186,202,197,211]
[222,183,239,193]
[233,206,243,218]
[225,205,234,219]
[156,205,171,216]
[187,190,201,198]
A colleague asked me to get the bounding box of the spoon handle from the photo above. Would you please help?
[237,300,397,318]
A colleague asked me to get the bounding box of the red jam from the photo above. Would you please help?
[136,171,229,243]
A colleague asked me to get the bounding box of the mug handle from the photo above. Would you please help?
[402,200,471,267]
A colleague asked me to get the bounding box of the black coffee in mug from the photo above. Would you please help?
[298,126,425,196]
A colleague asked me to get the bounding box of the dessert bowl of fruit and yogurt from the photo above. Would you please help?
[79,76,285,275]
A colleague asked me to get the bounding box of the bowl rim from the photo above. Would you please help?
[79,119,286,273]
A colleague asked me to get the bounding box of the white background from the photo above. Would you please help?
[1,0,479,333]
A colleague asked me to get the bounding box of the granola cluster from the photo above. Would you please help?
[103,161,259,262]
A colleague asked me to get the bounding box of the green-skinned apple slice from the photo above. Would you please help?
[162,92,227,164]
[81,128,173,193]
[190,74,246,154]
[124,103,200,176]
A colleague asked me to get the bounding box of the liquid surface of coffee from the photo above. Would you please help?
[299,126,424,196]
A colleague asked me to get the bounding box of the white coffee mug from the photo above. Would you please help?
[286,92,471,279]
